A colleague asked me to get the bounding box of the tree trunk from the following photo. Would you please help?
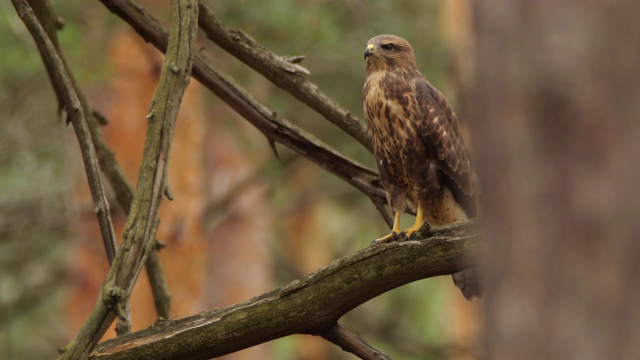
[472,1,640,359]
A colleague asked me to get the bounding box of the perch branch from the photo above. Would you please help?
[196,2,372,150]
[27,0,171,321]
[97,0,389,218]
[58,1,199,358]
[89,220,479,360]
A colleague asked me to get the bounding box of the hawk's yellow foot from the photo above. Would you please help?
[371,231,405,245]
[402,222,427,239]
[402,203,427,239]
[372,204,428,244]
[371,210,403,245]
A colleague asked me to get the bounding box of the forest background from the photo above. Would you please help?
[3,0,640,359]
[1,1,477,359]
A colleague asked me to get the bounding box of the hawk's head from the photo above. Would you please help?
[364,35,417,74]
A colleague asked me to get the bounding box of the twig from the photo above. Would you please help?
[27,0,171,322]
[58,1,199,358]
[196,2,372,151]
[320,323,392,360]
[97,0,390,221]
[11,0,118,264]
[89,220,479,360]
[145,249,171,318]
[26,0,64,109]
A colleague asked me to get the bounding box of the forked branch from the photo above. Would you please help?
[58,1,199,358]
[25,0,172,320]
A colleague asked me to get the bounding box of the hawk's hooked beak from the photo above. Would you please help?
[364,44,375,60]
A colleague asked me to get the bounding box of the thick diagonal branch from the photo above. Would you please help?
[89,220,478,360]
[58,1,199,358]
[97,0,388,215]
[196,2,371,150]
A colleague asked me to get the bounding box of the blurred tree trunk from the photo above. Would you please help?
[441,2,482,359]
[283,161,334,360]
[472,1,640,359]
[203,106,273,360]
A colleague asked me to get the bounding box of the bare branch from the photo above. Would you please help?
[97,0,389,218]
[192,60,390,218]
[11,0,118,264]
[58,1,199,358]
[196,2,372,150]
[319,323,392,360]
[27,0,171,321]
[89,220,478,360]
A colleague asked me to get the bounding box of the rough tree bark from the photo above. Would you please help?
[89,221,479,360]
[472,1,640,359]
[56,1,199,358]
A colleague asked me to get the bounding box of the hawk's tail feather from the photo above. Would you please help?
[452,268,483,300]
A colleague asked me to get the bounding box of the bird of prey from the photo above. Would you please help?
[362,34,481,299]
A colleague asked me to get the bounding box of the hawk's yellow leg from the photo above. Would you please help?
[403,203,425,238]
[372,210,402,244]
[373,205,429,245]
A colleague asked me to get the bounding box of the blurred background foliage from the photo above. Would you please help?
[0,1,478,359]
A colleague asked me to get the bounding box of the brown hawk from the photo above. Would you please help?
[362,35,481,299]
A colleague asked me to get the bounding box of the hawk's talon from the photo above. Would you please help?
[395,231,407,241]
[371,231,401,246]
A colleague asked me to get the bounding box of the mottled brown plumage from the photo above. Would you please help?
[362,35,481,299]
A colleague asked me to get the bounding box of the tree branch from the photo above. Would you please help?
[196,2,372,151]
[89,220,478,360]
[25,0,134,336]
[12,0,119,264]
[97,0,389,219]
[319,323,392,360]
[27,0,171,321]
[58,1,199,358]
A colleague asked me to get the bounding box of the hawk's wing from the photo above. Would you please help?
[414,77,479,216]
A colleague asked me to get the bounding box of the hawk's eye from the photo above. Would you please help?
[381,43,395,51]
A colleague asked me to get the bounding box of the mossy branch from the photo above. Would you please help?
[56,1,199,358]
[89,220,478,360]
